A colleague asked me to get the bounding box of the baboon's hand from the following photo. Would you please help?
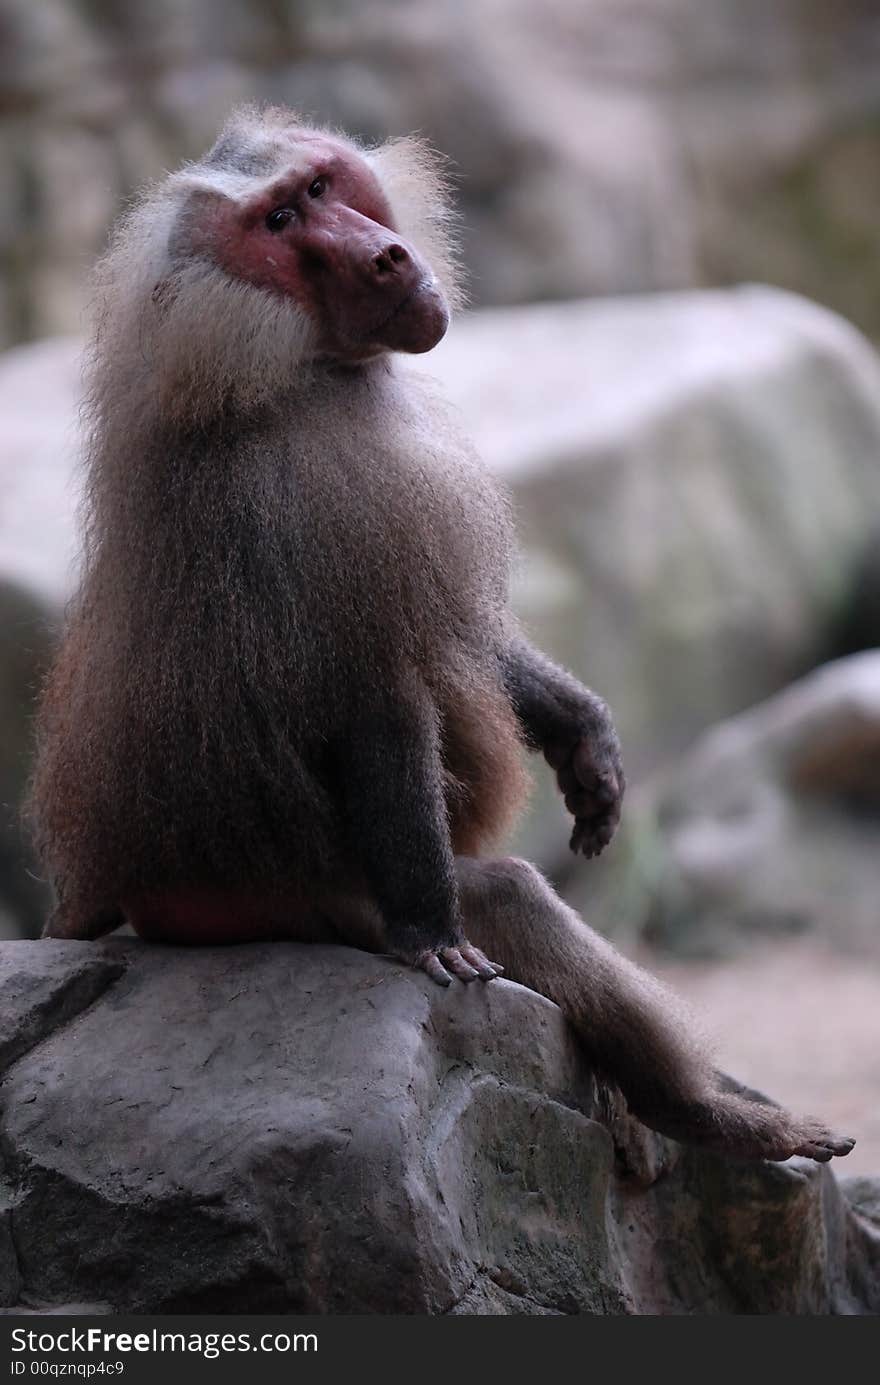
[413,943,504,988]
[545,725,625,858]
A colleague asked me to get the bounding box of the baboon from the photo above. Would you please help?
[30,107,853,1164]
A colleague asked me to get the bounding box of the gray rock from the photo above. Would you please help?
[0,581,54,940]
[590,651,880,955]
[0,338,83,938]
[423,287,880,867]
[0,334,77,937]
[426,288,880,775]
[0,337,81,607]
[0,938,876,1314]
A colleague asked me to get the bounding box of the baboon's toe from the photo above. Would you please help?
[790,1131,855,1163]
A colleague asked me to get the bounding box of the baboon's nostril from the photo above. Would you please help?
[373,243,410,275]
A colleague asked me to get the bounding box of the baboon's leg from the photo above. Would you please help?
[456,856,854,1164]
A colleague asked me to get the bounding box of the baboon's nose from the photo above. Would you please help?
[371,243,411,276]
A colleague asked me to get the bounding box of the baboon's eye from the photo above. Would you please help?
[265,207,295,232]
[307,176,328,199]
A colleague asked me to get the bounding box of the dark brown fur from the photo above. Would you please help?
[31,371,524,910]
[28,108,854,1164]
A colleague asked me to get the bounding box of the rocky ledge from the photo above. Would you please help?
[0,939,877,1314]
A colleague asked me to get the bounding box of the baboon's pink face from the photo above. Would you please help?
[195,134,449,361]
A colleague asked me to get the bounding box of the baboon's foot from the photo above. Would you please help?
[638,1091,855,1164]
[783,1122,856,1164]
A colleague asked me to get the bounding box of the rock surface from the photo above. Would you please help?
[0,582,53,940]
[589,651,880,956]
[425,288,880,784]
[0,338,81,608]
[425,287,880,868]
[3,1,880,345]
[0,938,877,1314]
[0,336,81,938]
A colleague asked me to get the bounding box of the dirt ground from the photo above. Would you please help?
[648,938,880,1177]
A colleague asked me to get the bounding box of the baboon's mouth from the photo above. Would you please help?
[368,283,423,335]
[368,280,449,354]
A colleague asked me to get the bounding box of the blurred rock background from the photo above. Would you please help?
[3,0,880,342]
[1,0,878,1168]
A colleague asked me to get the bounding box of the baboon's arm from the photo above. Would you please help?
[337,679,501,984]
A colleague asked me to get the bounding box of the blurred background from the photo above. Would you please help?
[1,0,878,1168]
